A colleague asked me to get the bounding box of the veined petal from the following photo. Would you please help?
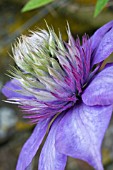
[56,103,112,170]
[39,114,67,170]
[82,64,113,106]
[91,21,113,51]
[91,20,113,65]
[16,118,50,170]
[93,28,113,65]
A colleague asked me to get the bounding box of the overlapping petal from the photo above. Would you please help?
[39,114,67,170]
[82,64,113,106]
[2,79,23,98]
[91,20,113,65]
[56,103,112,170]
[16,118,50,170]
[2,79,33,99]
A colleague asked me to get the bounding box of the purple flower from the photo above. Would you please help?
[2,21,113,170]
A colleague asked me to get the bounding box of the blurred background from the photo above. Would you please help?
[0,0,113,169]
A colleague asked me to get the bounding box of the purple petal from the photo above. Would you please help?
[56,103,112,170]
[25,163,32,170]
[91,21,113,51]
[82,64,113,106]
[2,79,28,99]
[91,20,113,65]
[16,118,50,170]
[39,114,67,170]
[92,28,113,65]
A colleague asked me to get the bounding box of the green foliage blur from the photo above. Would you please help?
[22,0,53,12]
[94,0,109,17]
[22,0,110,17]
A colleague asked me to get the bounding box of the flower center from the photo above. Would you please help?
[9,27,92,123]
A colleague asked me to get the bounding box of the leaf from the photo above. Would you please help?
[22,0,54,12]
[94,0,109,17]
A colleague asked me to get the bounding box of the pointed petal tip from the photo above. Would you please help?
[16,119,50,170]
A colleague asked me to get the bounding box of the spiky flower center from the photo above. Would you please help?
[9,27,92,123]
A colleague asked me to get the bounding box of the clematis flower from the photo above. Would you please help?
[2,21,113,170]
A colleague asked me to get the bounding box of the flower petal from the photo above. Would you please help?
[91,20,113,65]
[2,79,30,99]
[91,21,113,52]
[39,114,67,170]
[16,118,50,170]
[25,163,32,170]
[82,64,113,106]
[56,103,112,170]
